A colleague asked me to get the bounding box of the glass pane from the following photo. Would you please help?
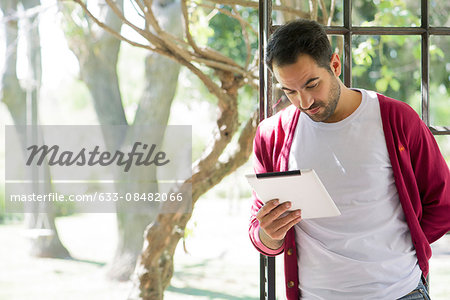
[435,136,450,168]
[353,0,420,27]
[272,0,343,26]
[430,36,450,127]
[323,0,343,26]
[330,35,345,82]
[352,35,421,114]
[430,1,450,27]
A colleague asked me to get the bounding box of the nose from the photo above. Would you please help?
[297,91,314,110]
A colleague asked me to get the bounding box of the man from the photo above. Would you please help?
[248,19,450,300]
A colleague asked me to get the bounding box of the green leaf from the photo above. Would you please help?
[353,65,367,77]
[430,45,445,59]
[376,78,389,92]
[390,78,400,91]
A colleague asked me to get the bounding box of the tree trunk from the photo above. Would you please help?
[67,0,260,297]
[60,0,140,280]
[60,0,183,281]
[108,0,183,282]
[0,0,70,258]
[130,64,258,298]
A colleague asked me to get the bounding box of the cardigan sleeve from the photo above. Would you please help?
[410,115,450,244]
[248,125,284,256]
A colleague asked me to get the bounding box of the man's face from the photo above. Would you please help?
[273,54,342,123]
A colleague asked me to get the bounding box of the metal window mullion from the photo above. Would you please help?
[259,0,275,298]
[343,33,352,88]
[350,27,424,35]
[429,27,450,35]
[343,0,352,87]
[264,0,275,296]
[260,255,266,299]
[258,0,273,121]
[267,257,276,299]
[259,0,266,123]
[258,0,447,298]
[430,127,450,135]
[421,0,430,126]
[258,3,266,300]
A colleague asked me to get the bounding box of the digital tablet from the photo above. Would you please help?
[245,169,341,219]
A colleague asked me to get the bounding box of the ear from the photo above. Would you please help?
[329,53,341,77]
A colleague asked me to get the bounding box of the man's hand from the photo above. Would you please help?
[256,199,302,250]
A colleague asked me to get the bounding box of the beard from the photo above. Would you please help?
[301,76,341,123]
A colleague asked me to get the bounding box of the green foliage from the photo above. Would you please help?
[185,0,449,162]
[353,0,377,26]
[375,66,400,92]
[205,6,259,123]
[351,0,449,113]
[351,0,449,161]
[190,8,215,46]
[352,0,425,107]
[356,0,420,27]
[353,39,376,67]
[435,136,450,166]
[207,6,259,66]
[237,85,258,124]
[430,84,450,126]
[371,0,420,27]
[429,36,450,125]
[174,4,260,163]
[352,34,423,103]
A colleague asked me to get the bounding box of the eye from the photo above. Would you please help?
[286,90,297,95]
[306,82,319,89]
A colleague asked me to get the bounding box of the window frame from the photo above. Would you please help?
[258,0,449,299]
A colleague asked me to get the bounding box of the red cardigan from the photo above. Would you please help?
[249,93,450,300]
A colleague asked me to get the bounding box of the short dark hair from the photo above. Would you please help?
[265,19,333,71]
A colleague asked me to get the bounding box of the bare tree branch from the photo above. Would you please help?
[70,0,159,52]
[318,0,328,25]
[192,107,258,201]
[181,0,208,58]
[205,0,309,19]
[70,0,249,111]
[64,0,304,297]
[140,0,246,69]
[190,2,256,70]
[142,0,162,31]
[108,0,196,63]
[183,1,245,68]
[133,0,153,29]
[143,0,202,58]
[195,45,245,68]
[129,0,146,20]
[191,56,252,77]
[195,2,257,36]
[309,0,318,20]
[104,0,164,48]
[328,0,336,25]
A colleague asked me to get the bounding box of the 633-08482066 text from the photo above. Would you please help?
[8,192,185,203]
